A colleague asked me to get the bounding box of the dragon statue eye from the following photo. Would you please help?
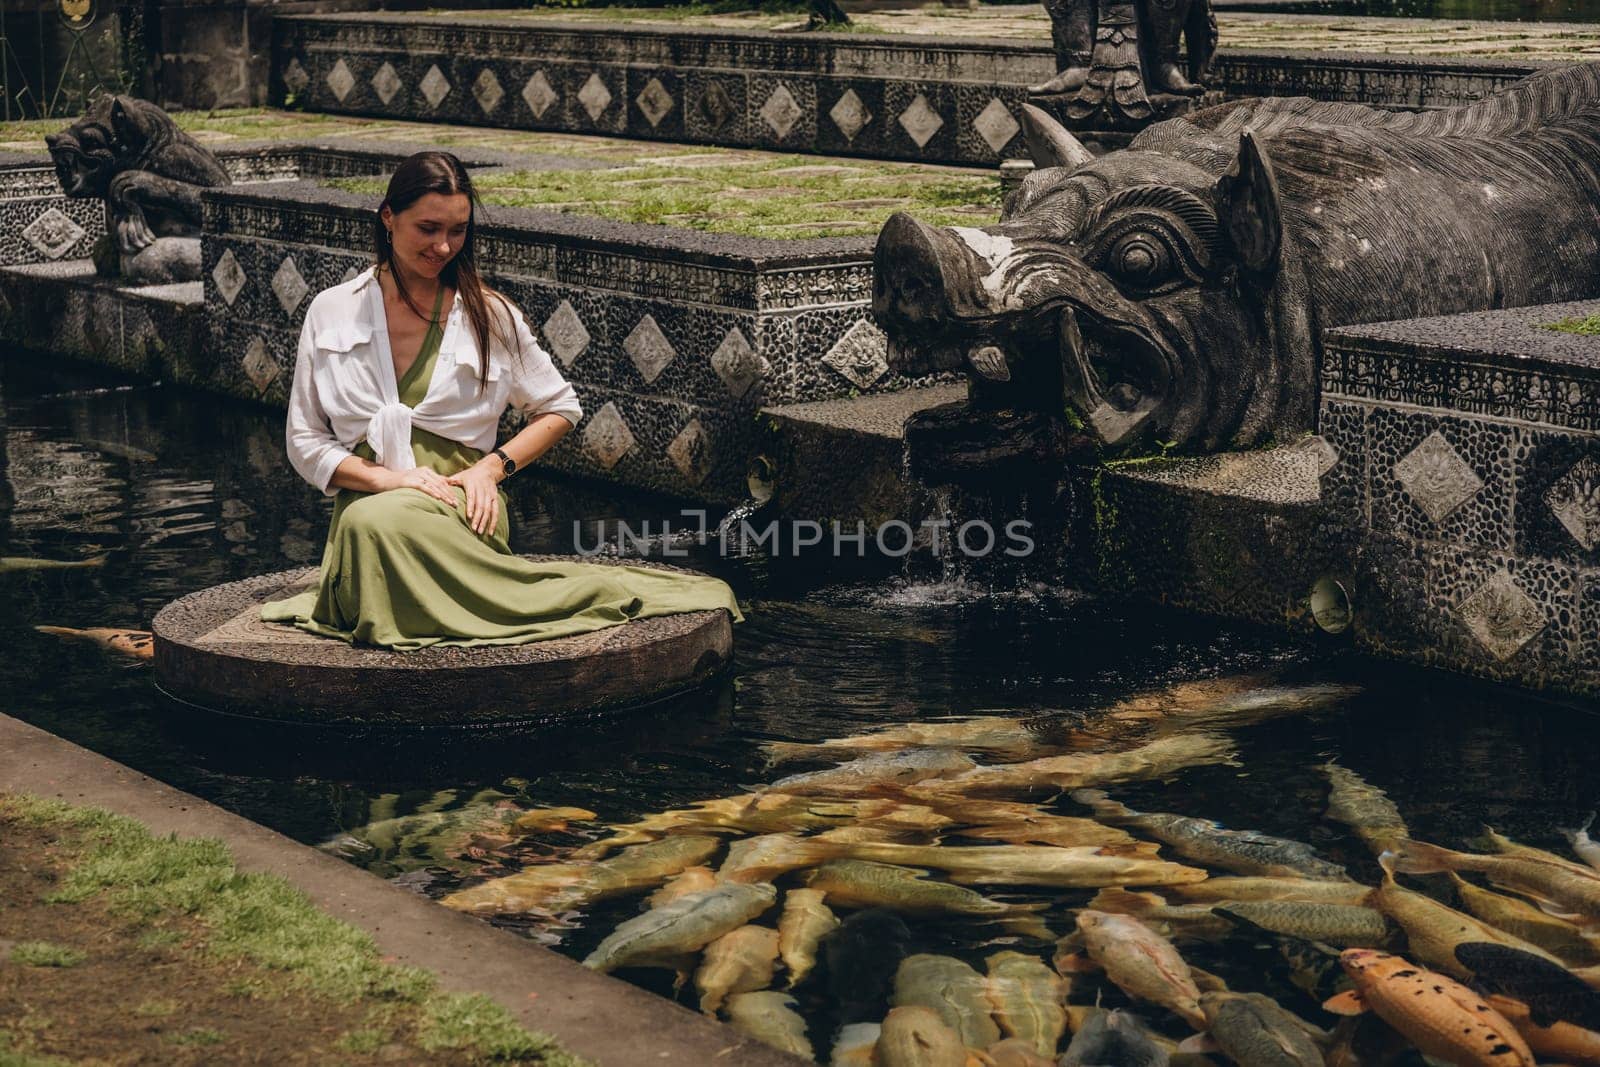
[1109,232,1172,288]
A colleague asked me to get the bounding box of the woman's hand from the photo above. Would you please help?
[446,461,502,536]
[384,467,459,509]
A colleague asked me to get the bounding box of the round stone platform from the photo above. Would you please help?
[152,560,734,727]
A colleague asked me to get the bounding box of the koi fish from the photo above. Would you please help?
[34,625,152,661]
[1074,789,1345,880]
[1066,910,1206,1029]
[1486,994,1600,1066]
[1321,949,1533,1066]
[1392,839,1600,920]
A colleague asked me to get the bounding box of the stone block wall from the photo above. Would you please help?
[200,174,925,505]
[272,15,1547,168]
[1320,301,1600,696]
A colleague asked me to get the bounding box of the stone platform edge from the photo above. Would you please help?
[0,713,809,1067]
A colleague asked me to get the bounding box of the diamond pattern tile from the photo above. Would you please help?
[824,319,890,389]
[898,93,944,149]
[522,71,558,119]
[582,402,635,470]
[623,314,676,384]
[339,266,361,284]
[710,327,768,398]
[636,77,674,128]
[760,85,802,139]
[578,73,613,122]
[325,58,356,103]
[21,208,86,260]
[541,300,590,367]
[973,97,1020,154]
[829,89,871,143]
[667,418,712,486]
[472,68,502,114]
[1458,569,1545,662]
[212,248,247,306]
[699,79,736,131]
[414,64,448,110]
[271,256,309,318]
[1547,455,1600,550]
[242,337,279,394]
[371,62,402,106]
[1393,430,1484,524]
[282,58,310,95]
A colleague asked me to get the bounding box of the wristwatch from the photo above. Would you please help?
[492,447,517,479]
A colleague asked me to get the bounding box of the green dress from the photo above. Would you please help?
[260,286,743,650]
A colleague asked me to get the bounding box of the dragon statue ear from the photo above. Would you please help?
[1020,104,1095,171]
[109,96,146,149]
[1216,129,1282,274]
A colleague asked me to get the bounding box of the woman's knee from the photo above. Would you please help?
[340,491,420,539]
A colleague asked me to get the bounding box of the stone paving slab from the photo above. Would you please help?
[0,713,810,1067]
[437,4,1600,60]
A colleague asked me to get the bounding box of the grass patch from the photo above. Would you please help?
[169,1027,225,1047]
[0,793,586,1067]
[330,154,999,238]
[7,942,84,968]
[1544,312,1600,335]
[0,107,354,147]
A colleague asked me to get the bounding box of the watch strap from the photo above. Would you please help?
[492,447,517,477]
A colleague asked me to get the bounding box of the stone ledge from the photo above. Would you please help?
[1327,299,1600,374]
[152,560,734,726]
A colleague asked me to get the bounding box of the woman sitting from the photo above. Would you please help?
[261,151,741,649]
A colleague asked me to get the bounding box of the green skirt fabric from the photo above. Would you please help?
[260,427,743,649]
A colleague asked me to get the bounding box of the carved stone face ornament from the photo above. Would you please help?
[872,110,1285,453]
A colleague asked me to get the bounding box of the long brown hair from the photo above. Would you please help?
[374,151,511,387]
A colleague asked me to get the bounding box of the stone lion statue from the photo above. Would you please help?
[45,95,231,285]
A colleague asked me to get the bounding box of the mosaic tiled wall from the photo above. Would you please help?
[272,16,1543,168]
[202,179,924,504]
[1319,301,1600,696]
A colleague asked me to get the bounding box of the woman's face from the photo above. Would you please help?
[382,191,472,279]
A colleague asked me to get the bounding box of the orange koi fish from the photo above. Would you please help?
[1322,949,1533,1066]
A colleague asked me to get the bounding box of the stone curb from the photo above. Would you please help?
[0,713,809,1067]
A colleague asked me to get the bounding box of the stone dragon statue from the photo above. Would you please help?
[872,63,1600,456]
[45,95,231,285]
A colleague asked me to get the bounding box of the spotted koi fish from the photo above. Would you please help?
[1322,949,1533,1066]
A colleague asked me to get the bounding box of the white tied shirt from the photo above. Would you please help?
[284,267,583,495]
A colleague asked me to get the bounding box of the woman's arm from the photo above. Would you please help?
[285,316,358,496]
[448,412,573,535]
[328,454,459,508]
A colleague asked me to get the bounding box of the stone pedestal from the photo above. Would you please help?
[152,562,735,726]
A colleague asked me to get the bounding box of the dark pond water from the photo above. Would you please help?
[4,351,1598,1063]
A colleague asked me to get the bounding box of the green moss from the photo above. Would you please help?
[336,1029,389,1054]
[7,943,84,969]
[1,794,586,1067]
[420,994,577,1062]
[169,1028,226,1047]
[328,154,998,239]
[1543,313,1600,336]
[0,108,353,146]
